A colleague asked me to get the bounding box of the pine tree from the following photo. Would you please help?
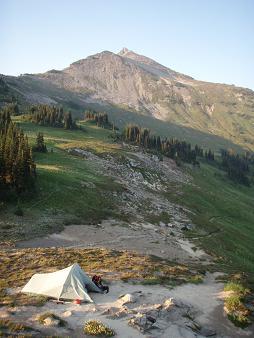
[33,132,47,153]
[0,110,36,196]
[64,111,72,129]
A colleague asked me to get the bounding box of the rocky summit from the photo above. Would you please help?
[1,48,254,150]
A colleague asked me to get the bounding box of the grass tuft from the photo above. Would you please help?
[224,281,251,328]
[0,318,33,334]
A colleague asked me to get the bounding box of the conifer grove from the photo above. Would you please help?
[123,124,206,165]
[29,105,76,129]
[85,110,115,130]
[0,110,36,196]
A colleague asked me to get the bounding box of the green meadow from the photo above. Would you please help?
[1,118,123,241]
[1,117,254,284]
[172,161,254,280]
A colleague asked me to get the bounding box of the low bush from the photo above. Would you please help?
[84,319,115,336]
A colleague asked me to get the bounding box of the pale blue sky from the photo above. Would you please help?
[0,0,253,89]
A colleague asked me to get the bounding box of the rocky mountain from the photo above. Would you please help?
[1,48,254,150]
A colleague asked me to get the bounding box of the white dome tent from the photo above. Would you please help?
[22,263,102,302]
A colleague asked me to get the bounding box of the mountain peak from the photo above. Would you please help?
[118,47,134,56]
[118,48,154,64]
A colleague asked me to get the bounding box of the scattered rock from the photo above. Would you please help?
[101,307,119,316]
[163,298,174,310]
[119,293,136,305]
[128,313,157,332]
[62,310,72,317]
[153,303,163,310]
[43,317,60,327]
[145,309,160,321]
[107,308,130,319]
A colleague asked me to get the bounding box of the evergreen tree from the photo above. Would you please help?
[33,132,47,153]
[64,111,73,129]
[220,149,250,185]
[0,110,36,196]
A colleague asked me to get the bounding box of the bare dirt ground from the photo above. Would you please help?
[1,273,253,337]
[17,220,209,264]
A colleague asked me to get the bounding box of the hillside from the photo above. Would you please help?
[0,117,253,275]
[0,117,254,336]
[1,48,254,151]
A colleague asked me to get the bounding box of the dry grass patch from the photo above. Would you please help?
[0,318,33,335]
[36,164,63,172]
[59,139,120,154]
[0,248,201,306]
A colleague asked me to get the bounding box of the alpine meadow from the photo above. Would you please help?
[0,1,254,337]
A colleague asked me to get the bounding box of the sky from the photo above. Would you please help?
[0,0,254,90]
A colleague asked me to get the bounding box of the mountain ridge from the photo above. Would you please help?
[1,48,254,151]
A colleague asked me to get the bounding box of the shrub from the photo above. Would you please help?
[84,319,115,336]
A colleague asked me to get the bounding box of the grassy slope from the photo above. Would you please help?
[101,106,245,153]
[1,118,254,283]
[0,118,122,242]
[172,161,254,279]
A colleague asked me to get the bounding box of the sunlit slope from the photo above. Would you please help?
[1,48,254,151]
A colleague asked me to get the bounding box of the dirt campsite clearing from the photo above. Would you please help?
[0,272,253,337]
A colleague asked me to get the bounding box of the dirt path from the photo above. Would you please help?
[16,220,209,264]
